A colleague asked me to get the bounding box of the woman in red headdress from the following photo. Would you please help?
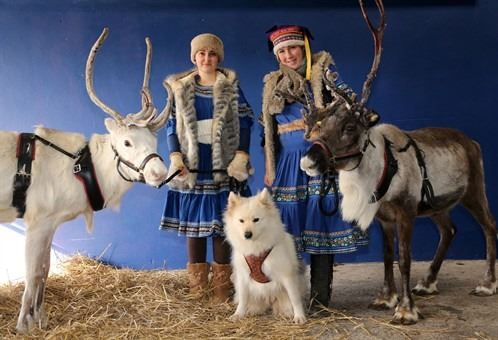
[261,25,367,310]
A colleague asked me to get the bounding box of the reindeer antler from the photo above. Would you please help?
[86,28,171,131]
[126,36,156,126]
[359,0,386,106]
[86,27,123,122]
[147,80,173,132]
[126,36,171,131]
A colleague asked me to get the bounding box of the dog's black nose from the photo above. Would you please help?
[244,231,253,239]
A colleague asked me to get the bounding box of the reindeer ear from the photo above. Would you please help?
[364,110,380,127]
[104,118,119,133]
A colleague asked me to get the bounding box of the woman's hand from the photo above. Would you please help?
[227,151,253,182]
[264,174,273,187]
[168,152,188,181]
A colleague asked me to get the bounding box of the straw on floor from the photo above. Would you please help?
[0,256,451,339]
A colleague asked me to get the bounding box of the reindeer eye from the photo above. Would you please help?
[345,124,356,133]
[124,140,132,147]
[253,218,260,223]
[239,219,244,223]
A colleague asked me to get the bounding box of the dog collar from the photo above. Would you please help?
[244,248,273,284]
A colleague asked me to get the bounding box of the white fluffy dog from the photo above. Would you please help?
[224,188,307,324]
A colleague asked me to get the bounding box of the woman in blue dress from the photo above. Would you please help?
[261,25,367,309]
[160,33,253,303]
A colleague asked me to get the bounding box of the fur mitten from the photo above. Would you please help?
[227,151,254,182]
[168,152,188,182]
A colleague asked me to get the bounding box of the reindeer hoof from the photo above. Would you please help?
[412,280,439,296]
[391,305,422,325]
[16,315,35,334]
[470,281,497,296]
[16,307,47,334]
[369,294,398,310]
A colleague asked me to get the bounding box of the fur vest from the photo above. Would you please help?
[166,67,240,188]
[261,51,335,184]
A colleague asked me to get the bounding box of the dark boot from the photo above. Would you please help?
[310,254,334,311]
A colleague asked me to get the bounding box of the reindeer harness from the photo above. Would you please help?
[369,137,398,203]
[12,133,105,217]
[317,131,436,210]
[398,134,436,207]
[244,248,273,284]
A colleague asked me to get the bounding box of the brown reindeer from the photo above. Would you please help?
[298,0,497,324]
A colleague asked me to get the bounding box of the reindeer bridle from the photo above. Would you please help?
[313,130,375,172]
[111,144,164,183]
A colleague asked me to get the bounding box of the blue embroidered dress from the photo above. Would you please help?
[272,101,367,254]
[160,82,253,237]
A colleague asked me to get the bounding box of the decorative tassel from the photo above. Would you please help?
[304,35,312,80]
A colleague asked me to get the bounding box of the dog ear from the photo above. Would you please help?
[258,188,273,206]
[227,191,240,208]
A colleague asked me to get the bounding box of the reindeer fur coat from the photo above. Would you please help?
[166,68,240,188]
[262,51,335,183]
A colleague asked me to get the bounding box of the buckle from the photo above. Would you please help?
[73,164,82,174]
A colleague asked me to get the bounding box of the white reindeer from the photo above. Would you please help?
[0,28,171,333]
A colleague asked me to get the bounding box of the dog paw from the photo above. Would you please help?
[229,313,244,322]
[293,314,307,324]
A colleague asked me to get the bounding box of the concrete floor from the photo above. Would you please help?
[2,223,496,339]
[325,260,498,339]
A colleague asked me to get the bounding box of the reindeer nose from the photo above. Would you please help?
[244,231,253,239]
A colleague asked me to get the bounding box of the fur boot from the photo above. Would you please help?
[211,262,233,303]
[310,254,334,310]
[187,262,209,297]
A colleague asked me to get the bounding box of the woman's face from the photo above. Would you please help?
[194,48,219,74]
[277,45,304,70]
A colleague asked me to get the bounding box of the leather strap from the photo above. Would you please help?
[12,133,36,217]
[370,137,398,203]
[73,144,105,211]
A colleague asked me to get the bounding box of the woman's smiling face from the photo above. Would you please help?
[194,48,219,74]
[277,45,304,70]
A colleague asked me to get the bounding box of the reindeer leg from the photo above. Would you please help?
[392,214,422,325]
[369,221,398,309]
[16,219,56,333]
[412,212,455,296]
[461,193,497,296]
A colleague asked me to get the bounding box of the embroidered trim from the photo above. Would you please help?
[277,119,305,135]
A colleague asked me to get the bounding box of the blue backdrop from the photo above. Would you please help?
[0,0,496,269]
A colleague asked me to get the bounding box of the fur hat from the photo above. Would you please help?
[266,25,313,55]
[190,33,224,63]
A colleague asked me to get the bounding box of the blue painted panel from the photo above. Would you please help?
[0,0,496,269]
